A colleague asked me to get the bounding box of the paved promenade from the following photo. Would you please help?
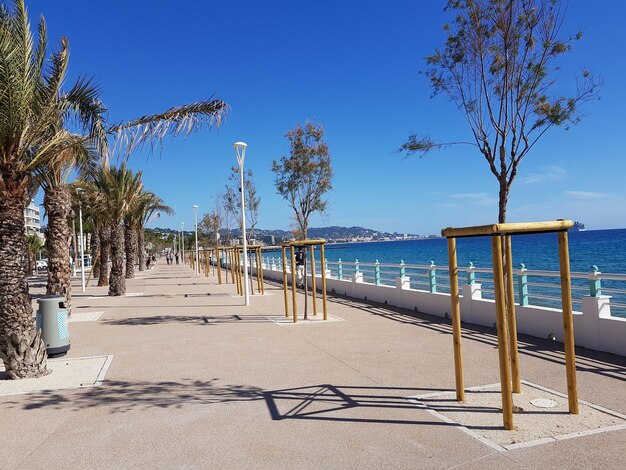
[1,263,625,469]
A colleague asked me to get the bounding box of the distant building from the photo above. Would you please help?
[24,200,43,239]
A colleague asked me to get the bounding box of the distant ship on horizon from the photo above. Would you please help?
[573,221,586,231]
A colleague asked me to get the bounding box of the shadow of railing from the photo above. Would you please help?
[325,294,626,383]
[263,384,467,426]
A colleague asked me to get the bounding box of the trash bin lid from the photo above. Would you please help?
[37,295,66,304]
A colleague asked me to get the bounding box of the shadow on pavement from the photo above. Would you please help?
[103,315,273,326]
[7,379,468,428]
[326,295,626,383]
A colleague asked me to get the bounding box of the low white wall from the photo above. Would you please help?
[253,263,626,357]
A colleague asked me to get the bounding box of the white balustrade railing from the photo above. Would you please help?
[254,254,626,357]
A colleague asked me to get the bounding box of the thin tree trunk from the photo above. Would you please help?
[43,185,73,315]
[498,172,509,223]
[0,191,48,379]
[98,226,111,287]
[91,229,100,279]
[137,227,145,272]
[109,224,126,296]
[124,224,137,279]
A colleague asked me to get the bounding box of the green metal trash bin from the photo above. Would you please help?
[36,295,70,357]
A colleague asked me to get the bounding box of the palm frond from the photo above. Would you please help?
[63,75,109,160]
[32,15,46,82]
[109,98,227,157]
[32,131,98,187]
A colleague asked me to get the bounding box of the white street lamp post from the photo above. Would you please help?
[193,205,199,274]
[72,219,77,277]
[76,188,86,292]
[181,222,185,266]
[234,141,250,306]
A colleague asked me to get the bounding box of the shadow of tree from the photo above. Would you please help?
[6,379,264,413]
[103,315,274,326]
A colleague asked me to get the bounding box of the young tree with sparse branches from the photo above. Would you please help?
[400,0,600,223]
[227,167,260,242]
[272,121,333,240]
[273,121,333,320]
[199,209,222,246]
[222,187,237,245]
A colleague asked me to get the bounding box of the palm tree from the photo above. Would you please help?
[25,234,44,275]
[91,165,143,295]
[38,135,98,315]
[73,182,111,286]
[134,192,174,273]
[0,1,106,379]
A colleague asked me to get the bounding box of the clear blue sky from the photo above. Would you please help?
[27,0,626,235]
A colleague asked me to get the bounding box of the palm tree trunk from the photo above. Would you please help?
[109,223,126,296]
[43,185,73,315]
[124,224,137,279]
[137,228,145,272]
[91,229,100,279]
[98,226,111,287]
[0,192,48,379]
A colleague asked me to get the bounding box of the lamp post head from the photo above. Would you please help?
[234,141,248,168]
[192,204,198,209]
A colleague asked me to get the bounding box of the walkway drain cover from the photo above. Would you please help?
[530,398,558,408]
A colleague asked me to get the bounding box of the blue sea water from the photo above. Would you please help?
[277,229,626,317]
[321,228,626,274]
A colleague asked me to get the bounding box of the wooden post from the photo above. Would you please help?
[216,247,222,284]
[233,249,240,294]
[234,248,239,287]
[320,243,328,321]
[236,249,243,295]
[282,246,289,318]
[255,248,262,293]
[491,235,514,430]
[230,249,235,291]
[558,230,579,414]
[257,247,264,295]
[231,249,237,292]
[290,245,298,322]
[505,235,521,393]
[447,237,465,402]
[230,249,236,286]
[310,245,318,316]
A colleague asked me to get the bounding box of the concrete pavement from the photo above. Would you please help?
[1,262,625,469]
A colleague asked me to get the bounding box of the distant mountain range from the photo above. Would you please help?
[149,225,424,243]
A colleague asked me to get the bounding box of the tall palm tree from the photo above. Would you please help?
[0,1,106,379]
[73,182,111,286]
[132,192,174,274]
[25,234,44,274]
[91,165,143,295]
[38,135,98,315]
